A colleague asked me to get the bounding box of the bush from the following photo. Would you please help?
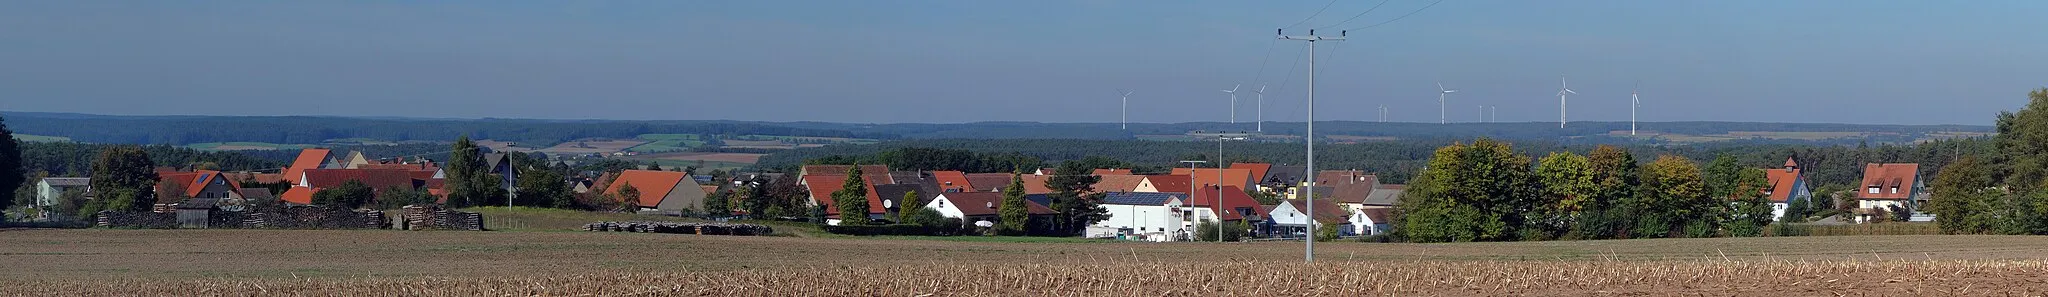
[1316,223,1341,242]
[1193,220,1250,242]
[1682,220,1717,238]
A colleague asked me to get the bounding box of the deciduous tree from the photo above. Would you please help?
[832,166,870,225]
[311,180,375,209]
[84,146,156,215]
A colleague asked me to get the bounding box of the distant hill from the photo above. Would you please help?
[0,111,1993,147]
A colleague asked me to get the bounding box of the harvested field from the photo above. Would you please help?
[8,230,2048,295]
[538,139,647,154]
[642,152,766,164]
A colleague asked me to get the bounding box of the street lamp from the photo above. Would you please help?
[1193,132,1252,243]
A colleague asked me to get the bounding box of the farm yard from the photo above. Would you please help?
[8,229,2048,295]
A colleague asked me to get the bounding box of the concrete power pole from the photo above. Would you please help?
[1281,29,1342,263]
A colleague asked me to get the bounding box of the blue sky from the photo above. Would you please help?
[2,1,2044,125]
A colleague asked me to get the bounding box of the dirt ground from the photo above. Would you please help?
[9,230,2048,295]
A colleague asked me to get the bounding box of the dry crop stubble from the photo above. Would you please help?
[12,260,2048,296]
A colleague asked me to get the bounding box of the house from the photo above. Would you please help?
[1086,192,1188,241]
[1261,165,1308,191]
[1172,168,1256,191]
[801,174,884,225]
[931,171,974,193]
[282,148,338,184]
[1350,207,1394,236]
[1229,163,1273,190]
[1362,185,1405,207]
[1854,163,1926,223]
[960,173,1053,194]
[800,165,892,184]
[873,183,923,220]
[281,169,428,205]
[1265,199,1352,238]
[1186,185,1265,226]
[484,153,518,195]
[338,151,372,169]
[604,170,710,213]
[157,170,245,201]
[923,192,1057,229]
[1134,175,1192,194]
[1092,168,1135,176]
[1760,158,1813,220]
[1092,175,1148,193]
[35,177,91,207]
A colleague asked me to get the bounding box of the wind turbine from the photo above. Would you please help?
[1221,84,1240,124]
[1478,105,1485,123]
[1255,84,1267,132]
[1557,75,1576,128]
[1118,89,1134,130]
[1378,105,1387,123]
[1437,82,1457,124]
[1631,82,1641,136]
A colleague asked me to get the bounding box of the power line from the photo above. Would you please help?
[1314,0,1394,30]
[1279,0,1342,29]
[1247,39,1279,89]
[1345,0,1448,31]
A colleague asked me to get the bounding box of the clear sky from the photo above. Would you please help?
[2,1,2044,125]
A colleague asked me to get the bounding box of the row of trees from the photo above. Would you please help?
[1397,140,1776,242]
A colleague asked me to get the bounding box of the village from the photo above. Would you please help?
[19,144,1933,240]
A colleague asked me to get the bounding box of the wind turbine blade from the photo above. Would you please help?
[1437,82,1445,92]
[1564,89,1577,95]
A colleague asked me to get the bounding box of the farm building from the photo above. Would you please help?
[1087,192,1188,241]
[1264,199,1351,238]
[35,177,91,207]
[605,170,710,214]
[923,192,1056,230]
[1349,207,1394,236]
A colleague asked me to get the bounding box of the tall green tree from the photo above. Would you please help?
[1926,156,2004,234]
[445,136,493,207]
[1044,159,1108,235]
[1637,155,1713,238]
[1725,169,1774,237]
[832,166,870,225]
[1575,145,1641,239]
[83,146,157,215]
[1534,152,1594,237]
[0,115,22,212]
[998,172,1030,235]
[894,190,917,223]
[1995,89,2048,193]
[614,182,641,212]
[1395,138,1537,242]
[1703,155,1747,200]
[515,166,571,208]
[310,179,375,209]
[705,187,731,217]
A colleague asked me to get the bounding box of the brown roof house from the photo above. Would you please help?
[605,170,709,214]
[1853,163,1925,223]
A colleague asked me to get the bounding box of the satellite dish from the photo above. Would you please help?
[884,200,895,208]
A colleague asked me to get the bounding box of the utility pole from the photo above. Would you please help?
[1196,132,1250,242]
[1178,160,1208,242]
[1281,29,1341,263]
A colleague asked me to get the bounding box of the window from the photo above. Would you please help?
[1890,187,1898,194]
[1868,187,1879,194]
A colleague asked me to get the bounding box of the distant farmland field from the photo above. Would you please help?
[11,134,71,142]
[7,230,2048,295]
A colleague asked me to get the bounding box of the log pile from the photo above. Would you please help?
[96,211,177,229]
[401,205,486,231]
[96,207,387,230]
[582,221,773,236]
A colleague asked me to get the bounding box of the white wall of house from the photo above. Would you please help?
[1858,200,1904,210]
[1348,209,1386,236]
[1770,202,1789,221]
[1089,202,1184,242]
[1267,203,1313,227]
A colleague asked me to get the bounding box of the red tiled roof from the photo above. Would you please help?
[605,170,689,208]
[802,165,892,183]
[1316,170,1380,203]
[1857,163,1920,200]
[358,163,434,171]
[1092,168,1135,176]
[1190,186,1263,221]
[1230,163,1273,185]
[1093,175,1148,193]
[1142,175,1193,194]
[802,175,884,215]
[959,173,1052,194]
[1177,168,1255,191]
[1761,167,1802,203]
[935,192,1056,216]
[281,187,314,205]
[932,171,974,192]
[1282,199,1350,224]
[284,148,331,184]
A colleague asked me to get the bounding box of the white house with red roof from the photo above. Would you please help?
[1854,163,1926,223]
[1759,157,1813,220]
[923,192,1056,229]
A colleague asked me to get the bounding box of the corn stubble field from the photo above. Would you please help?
[9,230,2048,296]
